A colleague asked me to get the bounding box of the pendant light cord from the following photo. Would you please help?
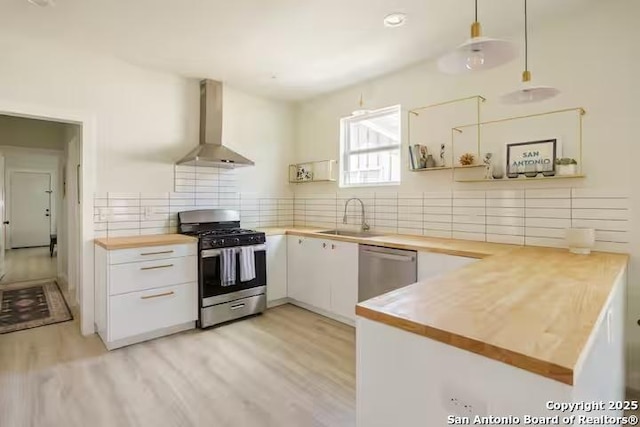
[475,0,478,22]
[524,0,528,71]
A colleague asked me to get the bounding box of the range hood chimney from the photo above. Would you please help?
[177,79,254,168]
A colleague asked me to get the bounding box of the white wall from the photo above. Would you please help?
[0,35,294,198]
[0,115,68,151]
[294,0,639,387]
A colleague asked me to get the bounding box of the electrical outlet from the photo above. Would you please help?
[99,208,108,221]
[144,206,152,220]
[443,387,487,417]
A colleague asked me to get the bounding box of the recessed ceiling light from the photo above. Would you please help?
[27,0,54,6]
[383,12,407,28]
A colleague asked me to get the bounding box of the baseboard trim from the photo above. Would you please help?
[102,321,196,351]
[267,297,289,308]
[287,299,355,327]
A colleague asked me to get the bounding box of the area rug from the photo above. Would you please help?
[0,280,72,334]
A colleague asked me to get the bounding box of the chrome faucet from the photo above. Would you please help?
[343,198,370,232]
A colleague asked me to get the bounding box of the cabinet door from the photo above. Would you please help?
[266,235,287,302]
[329,240,358,321]
[287,235,306,302]
[288,236,332,311]
[417,252,478,281]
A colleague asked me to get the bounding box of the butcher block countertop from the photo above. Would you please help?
[258,227,628,385]
[94,234,197,250]
[258,227,514,259]
[356,247,628,385]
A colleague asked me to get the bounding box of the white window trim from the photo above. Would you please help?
[339,105,402,188]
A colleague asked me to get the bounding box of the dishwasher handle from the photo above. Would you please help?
[361,249,415,262]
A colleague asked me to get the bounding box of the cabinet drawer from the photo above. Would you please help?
[109,255,197,295]
[109,282,197,342]
[109,244,196,265]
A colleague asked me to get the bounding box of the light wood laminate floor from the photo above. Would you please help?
[0,247,57,285]
[0,304,356,427]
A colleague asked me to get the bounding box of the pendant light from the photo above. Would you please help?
[501,0,560,104]
[438,0,517,74]
[352,93,371,116]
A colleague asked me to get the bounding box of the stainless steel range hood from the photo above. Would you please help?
[177,79,254,168]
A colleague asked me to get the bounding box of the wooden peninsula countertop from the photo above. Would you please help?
[258,227,628,385]
[94,234,197,250]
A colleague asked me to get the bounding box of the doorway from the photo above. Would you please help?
[0,115,80,316]
[0,100,95,337]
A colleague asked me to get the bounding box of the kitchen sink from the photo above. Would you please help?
[317,229,382,238]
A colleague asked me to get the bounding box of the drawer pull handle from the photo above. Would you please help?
[230,303,246,310]
[140,291,175,300]
[140,250,174,256]
[140,264,174,271]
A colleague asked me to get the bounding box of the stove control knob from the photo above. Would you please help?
[233,238,241,245]
[219,239,225,246]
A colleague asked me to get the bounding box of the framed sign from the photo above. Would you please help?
[506,139,558,176]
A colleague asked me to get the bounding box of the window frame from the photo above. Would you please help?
[339,104,402,188]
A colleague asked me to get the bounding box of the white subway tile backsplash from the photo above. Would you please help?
[452,231,485,241]
[525,227,565,239]
[486,207,524,217]
[525,199,571,209]
[572,209,628,220]
[525,217,571,229]
[525,208,571,219]
[525,189,571,199]
[486,216,525,227]
[485,190,525,199]
[108,199,140,207]
[424,229,452,239]
[571,219,629,231]
[95,182,628,254]
[487,234,524,245]
[452,223,485,233]
[572,198,629,209]
[525,236,565,248]
[486,198,525,208]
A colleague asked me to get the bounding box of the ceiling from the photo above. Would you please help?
[0,0,591,100]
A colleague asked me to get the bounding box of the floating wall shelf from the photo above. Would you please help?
[289,160,337,184]
[410,164,485,172]
[456,174,585,183]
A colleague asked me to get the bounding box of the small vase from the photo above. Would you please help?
[557,164,577,176]
[425,155,436,168]
[492,165,504,180]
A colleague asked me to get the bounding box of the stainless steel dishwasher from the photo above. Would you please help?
[358,244,417,302]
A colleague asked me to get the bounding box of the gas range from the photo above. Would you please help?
[177,209,267,329]
[183,228,266,250]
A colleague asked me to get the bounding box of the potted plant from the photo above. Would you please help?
[555,158,578,176]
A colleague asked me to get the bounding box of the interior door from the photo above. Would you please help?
[10,172,51,248]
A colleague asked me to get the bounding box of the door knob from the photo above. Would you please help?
[45,214,50,217]
[2,221,8,225]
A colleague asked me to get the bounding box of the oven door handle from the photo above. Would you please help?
[201,244,266,258]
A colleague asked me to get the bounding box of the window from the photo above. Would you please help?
[340,105,401,187]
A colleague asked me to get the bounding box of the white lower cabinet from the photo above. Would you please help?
[266,235,288,304]
[95,242,198,350]
[417,251,478,281]
[287,236,357,323]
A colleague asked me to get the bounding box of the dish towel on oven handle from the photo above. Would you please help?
[220,248,236,287]
[240,246,256,282]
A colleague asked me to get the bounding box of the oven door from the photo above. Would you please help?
[200,244,267,307]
